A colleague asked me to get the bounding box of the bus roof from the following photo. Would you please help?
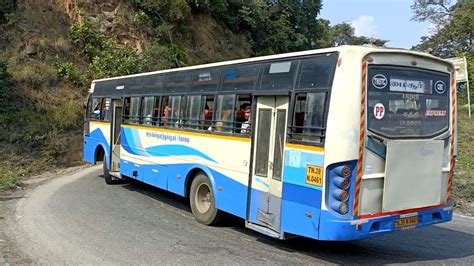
[92,45,449,84]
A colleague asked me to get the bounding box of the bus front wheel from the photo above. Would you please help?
[103,154,116,185]
[189,173,223,225]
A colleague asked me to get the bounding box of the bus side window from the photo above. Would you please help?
[201,95,214,131]
[235,95,251,134]
[160,96,170,127]
[90,97,101,120]
[215,94,235,133]
[168,95,182,128]
[101,98,111,121]
[152,97,160,126]
[123,97,131,124]
[185,95,203,130]
[141,96,155,125]
[290,92,327,143]
[123,97,140,124]
[129,97,140,124]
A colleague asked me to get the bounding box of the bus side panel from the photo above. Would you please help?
[120,159,168,190]
[83,122,111,164]
[209,168,248,219]
[119,126,250,219]
[120,157,248,219]
[280,148,324,239]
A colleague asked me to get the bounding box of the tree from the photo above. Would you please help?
[411,0,473,58]
[411,0,473,90]
[330,23,388,47]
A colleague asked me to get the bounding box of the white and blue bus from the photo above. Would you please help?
[83,45,456,241]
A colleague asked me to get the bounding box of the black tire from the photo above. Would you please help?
[189,173,223,225]
[103,154,116,185]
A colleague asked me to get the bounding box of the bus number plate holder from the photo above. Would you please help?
[395,216,419,228]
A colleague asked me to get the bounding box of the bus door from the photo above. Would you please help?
[110,99,123,173]
[248,96,288,232]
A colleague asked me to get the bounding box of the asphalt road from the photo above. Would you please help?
[4,166,474,264]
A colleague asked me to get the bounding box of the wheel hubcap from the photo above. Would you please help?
[195,183,211,214]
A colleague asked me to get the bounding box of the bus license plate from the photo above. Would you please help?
[395,216,418,228]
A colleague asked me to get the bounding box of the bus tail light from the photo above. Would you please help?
[335,165,352,178]
[330,201,349,214]
[326,161,357,216]
[332,189,349,202]
[333,176,350,190]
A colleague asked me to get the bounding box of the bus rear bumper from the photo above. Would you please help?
[317,205,454,241]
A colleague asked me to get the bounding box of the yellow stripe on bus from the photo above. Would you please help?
[122,124,251,142]
[90,121,111,126]
[285,143,324,153]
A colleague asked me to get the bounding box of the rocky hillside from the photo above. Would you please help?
[0,0,254,188]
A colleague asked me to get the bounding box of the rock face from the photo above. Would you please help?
[48,0,147,51]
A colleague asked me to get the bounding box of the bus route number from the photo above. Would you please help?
[306,165,323,187]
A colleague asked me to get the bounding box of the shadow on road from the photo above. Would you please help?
[114,176,474,264]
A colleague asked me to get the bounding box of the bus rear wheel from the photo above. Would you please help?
[189,173,223,225]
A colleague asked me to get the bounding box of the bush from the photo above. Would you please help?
[69,18,108,60]
[133,10,150,26]
[55,60,86,86]
[90,42,144,79]
[0,0,15,24]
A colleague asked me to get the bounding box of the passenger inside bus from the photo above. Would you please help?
[236,103,250,130]
[200,104,213,130]
[240,106,251,134]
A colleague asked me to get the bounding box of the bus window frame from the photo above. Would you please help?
[89,52,338,144]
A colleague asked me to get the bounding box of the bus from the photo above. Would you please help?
[83,45,456,241]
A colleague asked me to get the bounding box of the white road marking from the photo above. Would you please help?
[454,213,474,220]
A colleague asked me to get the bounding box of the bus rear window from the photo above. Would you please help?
[367,65,450,138]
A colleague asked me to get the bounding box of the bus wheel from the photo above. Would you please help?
[190,173,223,225]
[103,154,115,185]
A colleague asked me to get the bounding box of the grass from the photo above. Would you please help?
[453,104,474,208]
[0,154,30,190]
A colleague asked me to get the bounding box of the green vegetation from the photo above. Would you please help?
[0,61,15,113]
[330,23,387,46]
[0,0,15,24]
[455,108,474,209]
[68,18,187,79]
[412,0,473,89]
[55,60,86,87]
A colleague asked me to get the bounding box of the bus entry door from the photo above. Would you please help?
[110,99,123,173]
[249,96,288,232]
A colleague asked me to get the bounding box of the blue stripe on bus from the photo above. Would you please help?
[282,182,322,208]
[122,127,147,156]
[84,128,110,165]
[145,144,217,163]
[120,160,247,219]
[121,128,217,163]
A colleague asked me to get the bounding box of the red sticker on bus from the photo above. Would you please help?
[374,103,385,120]
[425,110,447,117]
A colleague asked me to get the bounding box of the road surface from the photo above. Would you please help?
[3,166,474,264]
